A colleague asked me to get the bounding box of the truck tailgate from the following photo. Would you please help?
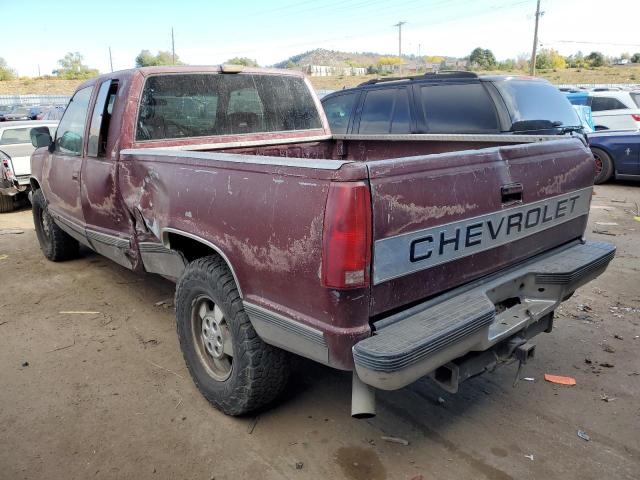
[368,138,595,316]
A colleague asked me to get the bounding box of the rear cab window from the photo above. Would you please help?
[136,73,322,141]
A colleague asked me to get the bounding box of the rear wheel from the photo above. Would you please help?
[175,255,290,416]
[0,194,13,213]
[31,189,80,261]
[591,147,614,184]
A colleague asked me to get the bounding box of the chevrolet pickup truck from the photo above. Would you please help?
[29,66,615,418]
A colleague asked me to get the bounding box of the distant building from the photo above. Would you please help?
[302,65,367,76]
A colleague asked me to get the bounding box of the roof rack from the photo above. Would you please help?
[358,70,478,86]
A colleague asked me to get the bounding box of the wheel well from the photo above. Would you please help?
[166,232,218,262]
[165,231,243,296]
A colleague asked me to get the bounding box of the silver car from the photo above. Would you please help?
[589,91,640,131]
[0,120,58,212]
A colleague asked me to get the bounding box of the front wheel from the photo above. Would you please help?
[591,147,614,184]
[175,255,290,416]
[32,189,79,261]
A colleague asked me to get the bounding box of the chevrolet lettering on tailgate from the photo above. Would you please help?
[373,187,592,284]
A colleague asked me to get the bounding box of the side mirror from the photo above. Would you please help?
[30,127,53,149]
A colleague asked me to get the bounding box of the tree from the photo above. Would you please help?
[535,48,566,70]
[0,57,16,81]
[378,56,403,66]
[586,51,605,67]
[135,50,182,67]
[224,57,259,67]
[53,52,99,80]
[631,53,640,63]
[469,48,496,69]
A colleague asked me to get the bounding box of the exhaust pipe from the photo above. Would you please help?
[351,372,376,419]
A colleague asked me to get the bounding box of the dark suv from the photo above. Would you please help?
[321,72,581,136]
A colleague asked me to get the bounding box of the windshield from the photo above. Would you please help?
[630,92,640,108]
[493,79,581,131]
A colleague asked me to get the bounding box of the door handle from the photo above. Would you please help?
[71,172,79,181]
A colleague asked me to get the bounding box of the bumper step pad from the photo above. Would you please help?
[353,241,615,379]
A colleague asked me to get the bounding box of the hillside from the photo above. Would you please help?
[273,48,413,68]
[1,65,638,96]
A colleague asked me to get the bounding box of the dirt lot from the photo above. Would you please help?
[0,183,639,480]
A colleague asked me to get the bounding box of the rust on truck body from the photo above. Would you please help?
[30,67,602,374]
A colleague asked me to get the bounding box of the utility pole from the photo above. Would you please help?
[393,21,406,58]
[37,64,40,77]
[108,47,114,72]
[171,27,175,65]
[418,43,421,57]
[530,0,541,75]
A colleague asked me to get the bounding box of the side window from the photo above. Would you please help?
[358,89,395,134]
[55,86,93,155]
[88,80,118,157]
[0,128,31,145]
[420,83,499,134]
[322,93,358,134]
[590,96,628,112]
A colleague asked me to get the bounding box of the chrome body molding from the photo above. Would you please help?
[48,209,90,246]
[120,148,352,170]
[85,228,132,269]
[132,134,333,151]
[243,301,329,365]
[161,227,244,297]
[373,187,592,285]
[332,133,570,143]
[139,241,187,280]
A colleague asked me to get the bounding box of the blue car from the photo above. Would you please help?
[588,130,640,184]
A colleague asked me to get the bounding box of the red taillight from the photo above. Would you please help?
[322,181,372,289]
[631,114,640,122]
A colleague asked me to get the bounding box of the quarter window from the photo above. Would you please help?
[55,86,92,155]
[88,80,118,157]
[420,83,499,133]
[322,93,358,134]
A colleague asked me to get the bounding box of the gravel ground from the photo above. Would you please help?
[0,183,638,480]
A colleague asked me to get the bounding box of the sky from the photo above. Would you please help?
[2,0,639,77]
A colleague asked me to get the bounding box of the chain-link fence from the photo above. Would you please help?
[0,94,71,106]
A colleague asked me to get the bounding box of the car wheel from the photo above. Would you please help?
[591,147,614,184]
[31,189,80,261]
[0,194,13,213]
[175,255,290,416]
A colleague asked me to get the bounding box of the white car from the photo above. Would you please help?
[588,91,640,131]
[0,120,58,212]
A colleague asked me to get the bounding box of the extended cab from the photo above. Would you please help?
[29,66,614,417]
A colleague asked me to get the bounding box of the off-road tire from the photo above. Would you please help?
[0,194,13,213]
[31,189,80,261]
[591,147,614,184]
[175,255,290,416]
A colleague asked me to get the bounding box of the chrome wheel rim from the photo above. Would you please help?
[191,295,233,381]
[593,152,603,177]
[41,209,52,241]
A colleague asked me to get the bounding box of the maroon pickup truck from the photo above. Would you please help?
[29,66,614,417]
